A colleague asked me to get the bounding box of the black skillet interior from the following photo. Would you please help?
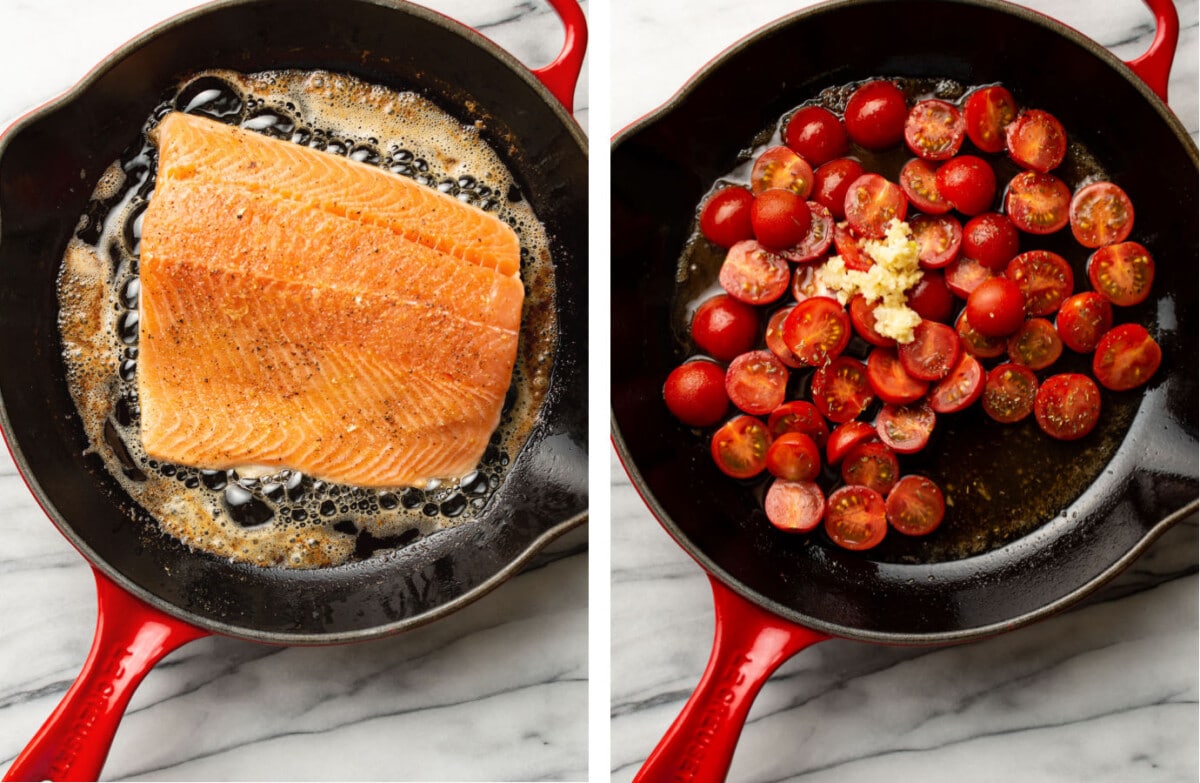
[612,0,1197,642]
[0,0,587,642]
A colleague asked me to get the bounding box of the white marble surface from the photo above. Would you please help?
[0,1,588,781]
[610,1,1198,782]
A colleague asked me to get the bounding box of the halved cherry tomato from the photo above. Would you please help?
[824,485,888,551]
[764,307,803,369]
[929,352,984,414]
[962,212,1020,270]
[765,480,826,533]
[1034,373,1101,440]
[1006,109,1067,172]
[1007,318,1062,370]
[900,158,952,215]
[867,346,929,405]
[844,173,908,239]
[1006,250,1073,315]
[1070,181,1134,248]
[725,350,788,415]
[904,100,965,161]
[711,415,772,479]
[833,222,872,271]
[782,296,852,366]
[849,294,897,348]
[963,86,1016,153]
[966,276,1026,337]
[936,155,996,216]
[944,255,995,299]
[766,432,822,481]
[841,441,900,495]
[907,270,954,322]
[752,189,812,250]
[1092,323,1162,391]
[792,263,830,301]
[780,201,834,262]
[826,420,878,465]
[875,401,936,454]
[751,146,814,197]
[1005,171,1071,235]
[898,320,960,381]
[691,294,759,361]
[1055,292,1113,353]
[1087,242,1155,307]
[955,309,1007,359]
[699,186,755,248]
[982,362,1038,423]
[910,214,962,269]
[663,361,729,427]
[784,106,848,166]
[768,400,830,447]
[813,158,865,219]
[719,240,791,305]
[886,475,946,536]
[811,356,873,423]
[844,80,907,150]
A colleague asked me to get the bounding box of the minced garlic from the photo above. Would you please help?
[815,218,923,343]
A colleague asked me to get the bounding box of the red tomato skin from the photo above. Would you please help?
[764,307,803,369]
[1092,324,1162,391]
[1034,373,1101,441]
[904,100,966,161]
[719,240,791,305]
[963,86,1016,153]
[962,213,1020,271]
[765,480,826,533]
[1007,318,1063,371]
[898,320,961,382]
[1006,109,1067,172]
[768,401,830,447]
[1087,242,1156,307]
[956,309,1008,359]
[813,158,865,219]
[982,363,1039,423]
[944,255,995,299]
[841,441,901,495]
[844,173,908,239]
[824,485,888,551]
[1006,250,1074,316]
[811,357,873,423]
[886,475,946,536]
[1005,171,1071,235]
[900,158,952,215]
[725,350,789,415]
[844,80,908,150]
[782,296,852,366]
[766,432,822,482]
[779,201,834,263]
[699,186,755,248]
[784,106,849,166]
[751,146,814,197]
[752,189,813,250]
[849,294,897,348]
[663,361,729,427]
[907,270,955,323]
[691,294,760,362]
[966,277,1026,337]
[1070,182,1134,249]
[826,420,879,465]
[1055,292,1113,353]
[936,155,996,216]
[929,352,984,414]
[867,347,929,405]
[833,223,873,272]
[711,415,772,479]
[875,401,936,454]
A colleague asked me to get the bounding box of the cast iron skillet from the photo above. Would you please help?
[611,0,1196,779]
[0,0,587,779]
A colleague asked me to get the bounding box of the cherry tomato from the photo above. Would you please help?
[779,201,834,262]
[867,346,929,405]
[956,309,1007,359]
[813,158,864,219]
[1055,292,1113,353]
[751,146,814,197]
[898,320,960,381]
[1070,181,1134,248]
[691,294,759,361]
[768,400,830,447]
[907,270,955,322]
[782,296,852,366]
[929,351,984,414]
[764,307,803,368]
[886,475,946,536]
[1092,323,1162,391]
[844,173,908,239]
[844,80,908,150]
[841,441,900,495]
[1007,318,1062,370]
[811,356,873,423]
[1087,242,1155,307]
[663,361,729,427]
[765,479,826,533]
[963,86,1016,153]
[905,100,966,161]
[752,189,813,250]
[833,222,872,271]
[725,350,788,415]
[982,362,1038,423]
[1005,171,1071,235]
[784,106,848,166]
[699,186,755,247]
[875,400,936,454]
[962,212,1020,270]
[824,485,888,551]
[711,415,772,479]
[910,214,962,269]
[936,155,996,216]
[966,276,1026,337]
[792,263,830,302]
[719,240,791,305]
[944,255,995,299]
[1006,109,1067,172]
[765,432,822,482]
[849,294,897,348]
[826,420,878,465]
[1006,250,1073,315]
[899,158,952,215]
[1034,373,1101,440]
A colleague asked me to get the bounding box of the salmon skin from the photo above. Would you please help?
[137,112,524,488]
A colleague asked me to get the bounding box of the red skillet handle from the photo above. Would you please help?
[3,569,209,782]
[634,576,829,783]
[1125,0,1178,101]
[531,0,587,113]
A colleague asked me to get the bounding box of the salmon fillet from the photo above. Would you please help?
[137,112,524,487]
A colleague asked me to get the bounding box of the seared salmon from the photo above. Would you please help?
[137,112,524,487]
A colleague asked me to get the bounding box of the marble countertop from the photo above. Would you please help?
[610,1,1198,781]
[0,1,588,781]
